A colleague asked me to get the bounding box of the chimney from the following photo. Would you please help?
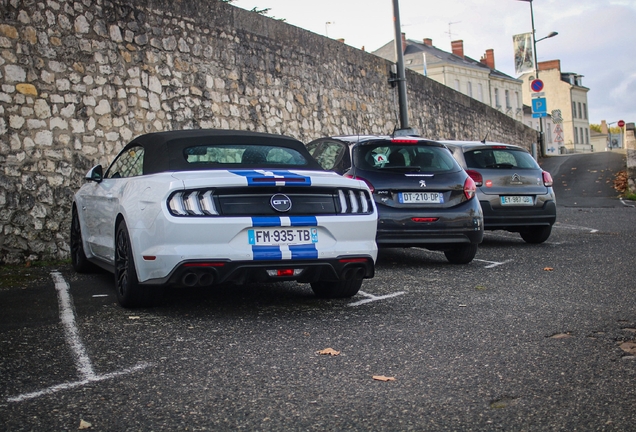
[539,59,561,71]
[451,40,464,58]
[337,38,345,43]
[423,38,433,46]
[601,120,608,135]
[401,32,407,53]
[480,49,495,69]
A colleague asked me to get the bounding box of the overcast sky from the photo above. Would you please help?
[232,0,636,127]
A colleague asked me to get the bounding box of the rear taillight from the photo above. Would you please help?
[465,169,483,187]
[542,171,553,187]
[391,138,419,144]
[345,174,375,193]
[463,176,476,200]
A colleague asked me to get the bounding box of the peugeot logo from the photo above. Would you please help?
[419,180,427,188]
[270,193,292,212]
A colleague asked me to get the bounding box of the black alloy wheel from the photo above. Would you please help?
[114,220,151,308]
[70,206,96,273]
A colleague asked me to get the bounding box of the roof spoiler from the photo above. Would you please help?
[392,127,420,138]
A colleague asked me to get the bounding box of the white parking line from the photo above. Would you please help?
[554,224,598,233]
[7,271,151,403]
[474,258,512,269]
[412,247,509,268]
[347,290,406,307]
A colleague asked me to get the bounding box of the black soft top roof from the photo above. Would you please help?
[123,129,322,174]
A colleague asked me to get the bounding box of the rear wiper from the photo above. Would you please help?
[381,166,421,172]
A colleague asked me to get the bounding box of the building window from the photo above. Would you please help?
[505,90,511,109]
[494,88,500,108]
[574,127,579,143]
[583,103,588,119]
[478,84,483,102]
[454,79,460,91]
[578,102,582,119]
[572,102,577,119]
[585,128,589,144]
[467,82,473,98]
[515,92,520,109]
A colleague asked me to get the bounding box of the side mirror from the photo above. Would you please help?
[85,165,103,182]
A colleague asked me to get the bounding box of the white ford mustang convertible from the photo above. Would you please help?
[71,130,378,307]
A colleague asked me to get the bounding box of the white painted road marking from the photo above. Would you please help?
[347,290,406,307]
[620,198,635,208]
[554,224,598,233]
[7,271,151,403]
[413,247,509,268]
[474,258,512,269]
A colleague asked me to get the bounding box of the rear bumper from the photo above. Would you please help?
[140,255,375,287]
[480,200,557,229]
[375,199,484,249]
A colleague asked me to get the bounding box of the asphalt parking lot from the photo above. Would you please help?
[2,151,636,431]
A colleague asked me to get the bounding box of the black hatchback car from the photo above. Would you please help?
[307,135,484,264]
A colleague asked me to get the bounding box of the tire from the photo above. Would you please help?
[114,220,155,308]
[520,225,552,244]
[70,207,97,273]
[311,278,363,299]
[444,243,478,264]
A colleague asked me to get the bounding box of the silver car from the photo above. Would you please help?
[442,140,556,244]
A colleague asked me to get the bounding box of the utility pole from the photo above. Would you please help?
[391,0,415,134]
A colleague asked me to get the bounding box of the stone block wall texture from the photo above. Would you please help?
[0,0,539,264]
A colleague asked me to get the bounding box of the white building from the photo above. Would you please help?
[373,35,524,122]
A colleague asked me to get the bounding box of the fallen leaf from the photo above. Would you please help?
[79,419,92,430]
[317,348,340,356]
[619,342,636,355]
[550,333,572,339]
[543,267,554,271]
[373,375,396,381]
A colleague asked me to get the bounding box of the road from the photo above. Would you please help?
[2,151,636,431]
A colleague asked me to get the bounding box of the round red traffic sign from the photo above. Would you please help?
[618,120,625,128]
[530,79,544,92]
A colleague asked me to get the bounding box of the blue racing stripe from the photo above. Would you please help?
[252,246,282,260]
[289,216,318,226]
[289,244,318,260]
[251,217,281,227]
[229,170,311,186]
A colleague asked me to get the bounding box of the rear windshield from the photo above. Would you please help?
[464,149,539,169]
[184,144,310,166]
[353,143,457,173]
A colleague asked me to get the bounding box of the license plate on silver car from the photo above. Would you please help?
[500,196,533,205]
[398,192,443,204]
[248,227,318,246]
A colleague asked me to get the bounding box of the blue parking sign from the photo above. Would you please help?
[532,97,547,113]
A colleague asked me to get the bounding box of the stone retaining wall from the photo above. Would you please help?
[0,0,538,263]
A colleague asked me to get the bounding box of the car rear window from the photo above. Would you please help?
[184,144,310,166]
[353,143,457,173]
[464,149,539,169]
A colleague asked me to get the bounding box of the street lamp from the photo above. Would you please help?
[516,0,558,157]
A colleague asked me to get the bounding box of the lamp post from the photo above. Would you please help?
[517,0,558,157]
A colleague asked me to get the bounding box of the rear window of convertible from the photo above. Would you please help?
[464,149,539,169]
[353,143,457,173]
[184,144,309,166]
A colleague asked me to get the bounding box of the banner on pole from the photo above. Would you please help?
[513,33,535,75]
